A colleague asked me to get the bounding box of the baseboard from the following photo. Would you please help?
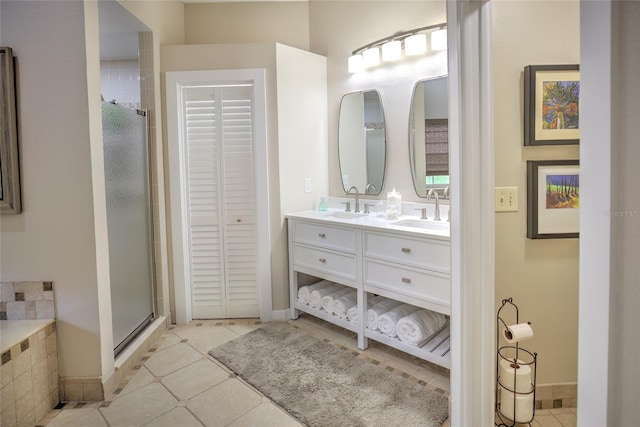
[271,309,290,321]
[61,316,168,402]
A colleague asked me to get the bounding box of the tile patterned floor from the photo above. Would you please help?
[36,315,576,427]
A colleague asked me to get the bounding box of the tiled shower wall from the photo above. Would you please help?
[100,58,141,110]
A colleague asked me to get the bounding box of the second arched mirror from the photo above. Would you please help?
[338,90,386,196]
[409,76,449,198]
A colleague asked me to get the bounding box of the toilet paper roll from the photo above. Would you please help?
[499,358,532,393]
[500,388,534,423]
[504,323,534,344]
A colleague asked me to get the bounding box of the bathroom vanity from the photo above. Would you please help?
[287,209,451,369]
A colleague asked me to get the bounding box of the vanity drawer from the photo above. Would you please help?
[364,259,450,307]
[364,231,450,272]
[292,221,357,253]
[292,244,358,282]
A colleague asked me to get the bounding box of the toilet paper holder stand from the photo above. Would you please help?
[495,298,538,426]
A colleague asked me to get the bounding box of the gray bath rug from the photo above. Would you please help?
[208,322,448,427]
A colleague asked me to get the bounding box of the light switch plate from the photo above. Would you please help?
[495,187,518,212]
[304,178,311,193]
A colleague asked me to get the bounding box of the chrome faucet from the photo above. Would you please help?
[443,186,450,200]
[427,188,441,221]
[365,183,377,195]
[346,186,360,212]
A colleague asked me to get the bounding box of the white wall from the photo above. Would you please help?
[579,1,640,424]
[309,1,447,202]
[276,44,328,213]
[0,0,105,378]
[492,0,580,385]
[608,3,640,423]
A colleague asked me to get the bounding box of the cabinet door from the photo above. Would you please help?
[221,86,259,318]
[185,85,258,319]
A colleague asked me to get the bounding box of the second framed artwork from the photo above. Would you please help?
[527,160,579,239]
[524,64,580,146]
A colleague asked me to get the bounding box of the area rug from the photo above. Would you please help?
[208,322,448,427]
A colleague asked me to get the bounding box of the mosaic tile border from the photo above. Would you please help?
[0,281,55,320]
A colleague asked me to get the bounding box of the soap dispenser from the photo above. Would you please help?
[386,187,401,220]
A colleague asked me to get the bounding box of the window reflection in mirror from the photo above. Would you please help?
[409,76,449,198]
[338,90,386,196]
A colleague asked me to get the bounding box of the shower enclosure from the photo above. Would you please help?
[102,102,155,356]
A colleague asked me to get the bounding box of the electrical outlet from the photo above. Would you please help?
[304,178,311,193]
[495,187,518,212]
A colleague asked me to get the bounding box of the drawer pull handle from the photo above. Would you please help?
[318,233,326,238]
[401,277,411,284]
[319,258,327,263]
[401,248,411,253]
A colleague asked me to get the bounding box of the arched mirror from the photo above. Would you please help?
[409,76,449,198]
[338,90,386,195]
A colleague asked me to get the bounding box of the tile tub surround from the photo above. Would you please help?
[0,281,55,320]
[0,321,59,426]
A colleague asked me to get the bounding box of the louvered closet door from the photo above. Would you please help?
[184,85,259,319]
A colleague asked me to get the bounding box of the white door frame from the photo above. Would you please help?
[448,1,496,425]
[166,69,272,324]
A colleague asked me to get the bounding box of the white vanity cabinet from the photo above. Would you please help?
[287,211,451,369]
[362,230,451,368]
[288,219,362,339]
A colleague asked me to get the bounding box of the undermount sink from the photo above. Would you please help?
[325,211,369,219]
[391,219,450,231]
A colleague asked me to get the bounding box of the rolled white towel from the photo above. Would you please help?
[309,283,341,308]
[321,287,352,314]
[297,280,332,304]
[333,290,357,318]
[397,310,447,346]
[377,304,421,338]
[367,298,403,331]
[348,295,386,325]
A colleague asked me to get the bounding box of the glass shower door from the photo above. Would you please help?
[102,102,155,356]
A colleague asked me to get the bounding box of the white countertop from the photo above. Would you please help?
[285,209,450,241]
[0,319,55,353]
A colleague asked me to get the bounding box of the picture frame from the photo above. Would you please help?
[524,64,580,146]
[0,46,21,214]
[527,160,579,239]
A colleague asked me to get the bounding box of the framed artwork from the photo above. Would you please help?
[527,160,579,239]
[524,64,580,146]
[1,46,22,214]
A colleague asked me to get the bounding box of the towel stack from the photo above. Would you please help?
[297,280,333,304]
[297,281,357,318]
[396,309,447,346]
[333,290,357,319]
[365,298,447,346]
[321,288,353,314]
[367,298,403,331]
[376,304,421,338]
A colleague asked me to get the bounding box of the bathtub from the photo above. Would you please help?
[0,319,59,425]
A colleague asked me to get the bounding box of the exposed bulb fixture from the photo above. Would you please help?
[381,40,402,62]
[347,22,446,73]
[404,34,427,56]
[362,47,381,68]
[431,28,447,51]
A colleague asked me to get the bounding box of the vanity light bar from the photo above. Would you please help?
[348,22,447,73]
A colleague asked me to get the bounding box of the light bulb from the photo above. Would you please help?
[362,47,381,68]
[431,29,447,51]
[381,40,402,62]
[348,54,363,73]
[404,33,427,56]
